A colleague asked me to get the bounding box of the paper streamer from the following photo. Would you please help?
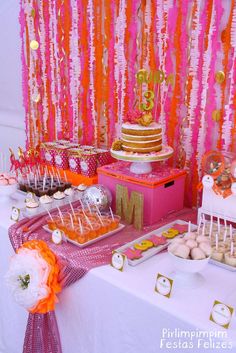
[20,0,236,206]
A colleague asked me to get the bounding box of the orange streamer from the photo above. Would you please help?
[104,0,111,146]
[167,0,182,148]
[80,0,89,143]
[192,0,213,207]
[217,0,234,150]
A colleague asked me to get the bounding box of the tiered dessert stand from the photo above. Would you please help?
[111,145,173,174]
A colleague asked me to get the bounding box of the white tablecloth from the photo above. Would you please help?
[1,193,236,353]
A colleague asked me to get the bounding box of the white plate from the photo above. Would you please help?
[209,259,236,272]
[115,220,197,266]
[18,189,82,219]
[43,223,125,248]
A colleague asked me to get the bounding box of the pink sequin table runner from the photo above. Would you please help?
[9,204,197,353]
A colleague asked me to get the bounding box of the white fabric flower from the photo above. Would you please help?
[5,248,51,311]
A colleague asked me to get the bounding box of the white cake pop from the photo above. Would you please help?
[183,232,197,240]
[168,238,185,253]
[199,242,212,257]
[185,239,198,249]
[191,247,206,260]
[173,244,190,259]
[196,235,210,243]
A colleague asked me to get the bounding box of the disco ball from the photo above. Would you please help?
[82,184,112,211]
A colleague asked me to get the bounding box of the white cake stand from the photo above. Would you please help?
[110,145,173,174]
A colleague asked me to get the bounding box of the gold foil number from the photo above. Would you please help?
[140,90,155,111]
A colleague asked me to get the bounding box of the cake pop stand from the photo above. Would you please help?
[111,145,173,174]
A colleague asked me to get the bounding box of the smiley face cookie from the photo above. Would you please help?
[133,240,154,251]
[162,228,179,239]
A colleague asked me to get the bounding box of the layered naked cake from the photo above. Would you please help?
[121,122,162,153]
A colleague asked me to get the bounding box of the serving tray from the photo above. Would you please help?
[115,220,197,266]
[43,223,125,248]
[209,259,236,272]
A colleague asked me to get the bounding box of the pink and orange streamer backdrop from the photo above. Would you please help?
[20,0,236,206]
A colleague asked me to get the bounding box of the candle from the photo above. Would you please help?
[69,214,74,229]
[79,199,85,212]
[91,195,102,216]
[217,217,220,235]
[197,215,202,234]
[215,233,218,250]
[209,214,213,239]
[56,171,61,185]
[57,206,64,225]
[224,218,227,230]
[69,201,76,219]
[45,208,53,221]
[43,175,46,191]
[27,174,30,186]
[109,207,114,221]
[64,171,68,182]
[230,224,233,240]
[78,218,83,234]
[202,220,206,236]
[50,173,53,188]
[86,201,92,214]
[201,214,205,236]
[96,212,104,226]
[223,229,227,242]
[85,215,93,230]
[230,242,234,256]
[188,221,191,234]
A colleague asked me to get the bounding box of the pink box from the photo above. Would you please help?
[54,146,69,170]
[40,142,56,166]
[98,162,186,226]
[80,151,97,177]
[96,148,111,167]
[68,148,82,174]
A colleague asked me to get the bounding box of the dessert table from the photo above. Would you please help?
[0,193,236,353]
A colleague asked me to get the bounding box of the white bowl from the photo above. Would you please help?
[168,250,210,273]
[0,183,18,198]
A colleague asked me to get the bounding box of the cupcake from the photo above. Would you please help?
[26,198,39,214]
[77,184,87,192]
[65,188,74,197]
[53,191,65,200]
[39,194,53,206]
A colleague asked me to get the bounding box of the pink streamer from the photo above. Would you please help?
[19,0,29,148]
[205,1,224,151]
[126,0,139,112]
[107,0,116,144]
[164,2,177,147]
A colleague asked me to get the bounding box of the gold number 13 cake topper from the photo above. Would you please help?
[140,90,155,111]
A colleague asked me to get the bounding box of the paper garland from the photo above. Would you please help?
[20,0,236,206]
